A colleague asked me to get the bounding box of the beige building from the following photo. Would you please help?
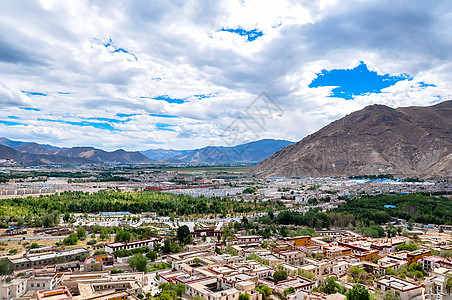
[278,251,305,266]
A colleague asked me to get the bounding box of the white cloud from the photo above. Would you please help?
[0,83,34,107]
[0,0,451,151]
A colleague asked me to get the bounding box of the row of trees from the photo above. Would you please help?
[267,209,356,230]
[260,193,452,236]
[334,193,452,225]
[0,190,284,221]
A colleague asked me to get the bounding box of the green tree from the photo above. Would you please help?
[77,227,86,239]
[269,210,274,220]
[163,239,172,253]
[42,211,60,227]
[0,258,11,275]
[347,284,370,300]
[17,217,25,227]
[446,274,452,293]
[385,268,397,276]
[238,294,250,300]
[284,287,295,295]
[30,243,39,249]
[256,285,272,300]
[347,267,369,284]
[407,219,414,231]
[63,212,70,223]
[158,293,173,300]
[279,226,289,237]
[175,283,186,299]
[115,230,132,243]
[322,276,342,295]
[273,270,288,283]
[128,254,148,272]
[177,225,190,244]
[383,289,400,300]
[63,233,78,245]
[146,250,158,261]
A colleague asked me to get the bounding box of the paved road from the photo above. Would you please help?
[0,235,68,242]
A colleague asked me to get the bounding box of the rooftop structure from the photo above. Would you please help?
[9,248,89,271]
[105,237,162,253]
[36,286,72,300]
[374,276,422,300]
[276,276,316,293]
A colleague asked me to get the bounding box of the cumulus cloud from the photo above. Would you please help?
[0,83,34,107]
[0,0,451,150]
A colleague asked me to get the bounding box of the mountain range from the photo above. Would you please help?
[0,138,293,166]
[249,101,452,178]
[140,139,294,163]
[0,138,153,165]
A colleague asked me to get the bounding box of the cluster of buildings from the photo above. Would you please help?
[1,247,145,300]
[153,233,434,300]
[2,226,452,300]
[155,229,452,300]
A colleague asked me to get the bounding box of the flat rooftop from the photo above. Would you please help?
[375,276,421,291]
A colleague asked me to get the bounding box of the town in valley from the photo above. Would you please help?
[0,165,451,300]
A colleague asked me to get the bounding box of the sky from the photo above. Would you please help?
[0,0,451,151]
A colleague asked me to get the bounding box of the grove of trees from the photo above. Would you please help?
[0,190,284,222]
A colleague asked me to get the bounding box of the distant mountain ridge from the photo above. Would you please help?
[249,101,452,178]
[0,138,293,166]
[0,144,91,165]
[0,139,153,165]
[0,137,28,148]
[54,147,152,164]
[140,149,193,161]
[140,139,294,164]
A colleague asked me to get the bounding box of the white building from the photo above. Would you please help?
[0,278,28,300]
[231,235,263,245]
[105,237,162,253]
[374,276,422,300]
[425,267,452,300]
[27,274,58,292]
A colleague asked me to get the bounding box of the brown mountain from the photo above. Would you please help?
[0,144,91,165]
[1,143,154,165]
[54,147,153,164]
[249,101,452,178]
[14,142,56,155]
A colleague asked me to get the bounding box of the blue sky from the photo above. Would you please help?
[309,62,411,100]
[218,27,263,42]
[0,0,449,150]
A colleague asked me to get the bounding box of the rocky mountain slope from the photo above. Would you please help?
[249,101,452,178]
